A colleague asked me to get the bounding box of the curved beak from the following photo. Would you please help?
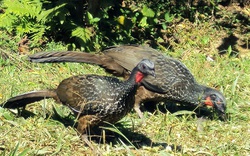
[149,69,156,77]
[214,102,227,121]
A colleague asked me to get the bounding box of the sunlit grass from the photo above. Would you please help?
[0,19,250,155]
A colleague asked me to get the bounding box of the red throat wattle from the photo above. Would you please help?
[204,96,214,107]
[135,71,144,83]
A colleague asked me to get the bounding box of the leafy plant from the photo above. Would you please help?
[0,0,52,45]
[0,0,94,50]
[0,0,224,51]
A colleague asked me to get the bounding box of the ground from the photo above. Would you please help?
[0,4,249,156]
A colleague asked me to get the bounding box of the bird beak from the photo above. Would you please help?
[218,112,227,121]
[150,70,156,77]
[204,95,227,121]
[214,102,227,121]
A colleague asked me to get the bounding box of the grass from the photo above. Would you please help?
[0,8,250,156]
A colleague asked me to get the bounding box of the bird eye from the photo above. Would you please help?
[210,94,223,105]
[210,94,216,100]
[142,64,146,69]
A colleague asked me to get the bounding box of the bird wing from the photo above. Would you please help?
[104,45,157,70]
[104,45,197,93]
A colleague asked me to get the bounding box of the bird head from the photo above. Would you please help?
[203,88,227,120]
[135,59,155,83]
[138,59,155,76]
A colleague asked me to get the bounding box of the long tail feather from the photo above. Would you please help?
[28,51,103,65]
[2,90,57,109]
[29,51,127,76]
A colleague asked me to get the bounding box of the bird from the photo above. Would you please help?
[28,45,227,120]
[1,59,156,135]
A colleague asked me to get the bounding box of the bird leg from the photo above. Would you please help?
[134,94,144,120]
[134,86,151,120]
[77,115,101,135]
[77,115,103,152]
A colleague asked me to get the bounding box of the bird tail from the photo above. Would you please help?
[1,90,57,109]
[29,51,127,76]
[28,51,103,65]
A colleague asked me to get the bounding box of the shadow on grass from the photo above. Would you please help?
[104,125,182,151]
[5,100,228,152]
[83,122,182,152]
[51,111,182,151]
[12,108,182,151]
[142,101,228,121]
[217,34,239,56]
[215,5,249,56]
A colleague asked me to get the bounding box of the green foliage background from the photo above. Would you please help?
[0,0,224,51]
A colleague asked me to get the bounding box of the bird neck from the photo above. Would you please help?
[179,84,207,105]
[128,67,145,84]
[193,85,214,106]
[135,71,144,83]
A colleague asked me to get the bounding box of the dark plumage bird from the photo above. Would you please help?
[29,45,227,120]
[1,59,156,134]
